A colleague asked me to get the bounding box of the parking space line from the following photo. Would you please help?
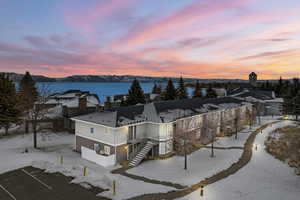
[0,185,17,200]
[21,169,52,190]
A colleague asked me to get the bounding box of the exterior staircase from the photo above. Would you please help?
[129,141,155,167]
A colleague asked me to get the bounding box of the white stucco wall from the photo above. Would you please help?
[75,121,128,146]
[81,146,115,167]
[159,123,173,140]
[145,123,160,140]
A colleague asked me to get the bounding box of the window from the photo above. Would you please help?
[90,127,94,134]
[94,144,100,153]
[104,145,111,155]
[128,126,137,140]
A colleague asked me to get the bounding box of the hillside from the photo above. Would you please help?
[3,72,249,83]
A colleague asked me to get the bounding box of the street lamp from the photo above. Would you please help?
[234,117,238,140]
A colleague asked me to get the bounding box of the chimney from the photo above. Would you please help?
[79,97,87,113]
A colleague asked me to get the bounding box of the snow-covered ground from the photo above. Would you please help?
[177,120,300,200]
[0,124,20,135]
[215,116,278,148]
[1,116,294,200]
[127,117,277,186]
[128,148,243,186]
[0,131,173,199]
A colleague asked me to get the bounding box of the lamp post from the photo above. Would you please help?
[234,117,238,140]
[210,127,216,158]
[258,106,261,125]
[184,131,187,170]
[211,133,215,158]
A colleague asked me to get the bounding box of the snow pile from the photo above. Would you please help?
[0,124,20,135]
[31,160,114,189]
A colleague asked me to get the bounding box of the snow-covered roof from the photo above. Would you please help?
[229,88,275,101]
[265,98,284,103]
[72,97,249,127]
[46,90,100,108]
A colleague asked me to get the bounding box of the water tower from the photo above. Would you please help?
[249,72,257,86]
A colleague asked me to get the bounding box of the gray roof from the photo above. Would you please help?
[229,88,274,100]
[153,97,244,114]
[72,97,247,127]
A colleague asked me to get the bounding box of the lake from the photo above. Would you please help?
[34,82,161,103]
[33,82,195,103]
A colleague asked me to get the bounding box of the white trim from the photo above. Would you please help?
[76,132,127,146]
[72,118,173,129]
[147,136,173,142]
[0,185,16,200]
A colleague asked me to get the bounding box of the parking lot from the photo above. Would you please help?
[0,166,110,200]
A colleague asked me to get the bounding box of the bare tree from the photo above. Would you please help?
[205,114,219,157]
[173,115,201,170]
[234,107,242,139]
[246,106,256,129]
[255,102,264,125]
[24,83,51,148]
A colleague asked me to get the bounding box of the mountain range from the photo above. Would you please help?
[3,72,268,83]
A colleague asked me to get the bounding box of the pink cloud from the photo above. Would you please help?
[114,0,253,49]
[64,0,137,35]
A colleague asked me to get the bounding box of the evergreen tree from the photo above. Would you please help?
[265,80,270,90]
[163,79,177,100]
[283,80,292,98]
[126,79,145,105]
[152,83,162,94]
[275,77,283,97]
[279,76,283,87]
[206,84,217,98]
[293,78,299,95]
[177,77,188,99]
[19,71,38,111]
[152,84,157,94]
[292,91,300,120]
[193,80,202,98]
[19,71,40,148]
[0,73,21,135]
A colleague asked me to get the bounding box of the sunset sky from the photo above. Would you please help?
[0,0,300,79]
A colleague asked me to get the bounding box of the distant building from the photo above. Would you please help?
[37,90,100,132]
[228,87,283,116]
[106,93,161,109]
[249,72,258,86]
